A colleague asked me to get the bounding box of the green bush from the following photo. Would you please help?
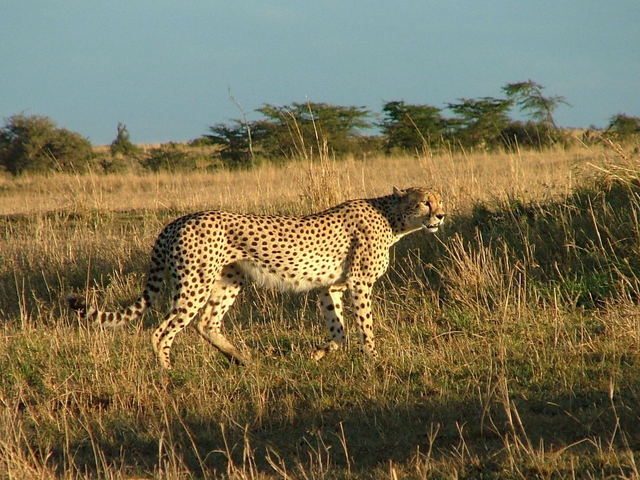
[500,120,567,150]
[606,113,640,143]
[96,154,143,174]
[140,143,222,172]
[0,114,93,175]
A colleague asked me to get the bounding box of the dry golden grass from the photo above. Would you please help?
[1,144,639,478]
[0,146,588,216]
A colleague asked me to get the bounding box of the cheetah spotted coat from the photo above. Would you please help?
[69,187,445,368]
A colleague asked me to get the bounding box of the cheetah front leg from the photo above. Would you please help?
[312,284,347,361]
[343,233,383,359]
[348,277,379,359]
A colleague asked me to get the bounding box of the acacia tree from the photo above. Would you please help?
[204,102,371,163]
[502,80,568,127]
[380,101,445,152]
[205,120,255,164]
[257,102,371,158]
[499,80,570,148]
[447,97,513,148]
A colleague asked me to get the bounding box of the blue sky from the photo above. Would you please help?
[1,1,639,144]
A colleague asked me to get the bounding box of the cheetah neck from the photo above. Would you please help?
[368,195,420,242]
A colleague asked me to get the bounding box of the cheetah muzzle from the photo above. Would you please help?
[68,186,445,369]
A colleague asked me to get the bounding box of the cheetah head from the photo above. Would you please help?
[393,186,445,233]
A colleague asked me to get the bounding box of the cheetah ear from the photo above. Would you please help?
[392,186,404,196]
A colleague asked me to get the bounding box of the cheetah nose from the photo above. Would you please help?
[436,213,445,220]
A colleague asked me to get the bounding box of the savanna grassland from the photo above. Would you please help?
[1,145,639,479]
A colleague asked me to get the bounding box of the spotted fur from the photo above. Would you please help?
[69,187,445,369]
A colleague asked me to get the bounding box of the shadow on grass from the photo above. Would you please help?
[52,385,639,478]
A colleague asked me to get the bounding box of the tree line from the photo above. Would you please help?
[204,80,571,165]
[1,80,639,175]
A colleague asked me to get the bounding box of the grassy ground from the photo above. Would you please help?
[1,146,639,478]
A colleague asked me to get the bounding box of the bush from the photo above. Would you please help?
[606,113,640,143]
[0,114,93,175]
[140,143,222,172]
[96,154,143,174]
[500,121,567,150]
[203,120,255,166]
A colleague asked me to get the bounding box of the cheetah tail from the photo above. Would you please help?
[67,290,153,328]
[68,238,167,328]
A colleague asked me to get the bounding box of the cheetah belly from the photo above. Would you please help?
[234,258,346,293]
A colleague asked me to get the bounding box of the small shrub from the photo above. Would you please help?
[140,143,222,172]
[96,154,143,174]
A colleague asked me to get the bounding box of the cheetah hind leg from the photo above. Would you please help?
[312,285,347,361]
[152,279,215,369]
[195,265,250,365]
[153,304,206,370]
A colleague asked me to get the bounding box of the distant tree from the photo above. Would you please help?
[110,122,140,156]
[204,102,371,164]
[0,114,93,175]
[606,113,640,141]
[500,80,570,149]
[203,120,257,166]
[502,80,568,128]
[257,102,372,158]
[447,97,513,148]
[380,101,445,152]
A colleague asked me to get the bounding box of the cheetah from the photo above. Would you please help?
[68,187,445,369]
